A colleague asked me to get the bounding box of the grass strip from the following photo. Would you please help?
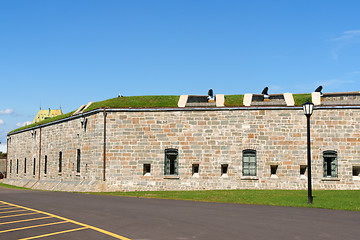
[88,189,360,211]
[1,183,358,211]
[0,183,31,190]
[224,95,244,107]
[293,94,312,106]
[84,95,180,112]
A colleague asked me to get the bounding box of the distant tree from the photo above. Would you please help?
[0,152,6,158]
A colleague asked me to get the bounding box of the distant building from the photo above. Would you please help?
[0,156,6,176]
[32,108,63,123]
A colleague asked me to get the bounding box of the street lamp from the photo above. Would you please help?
[303,98,314,204]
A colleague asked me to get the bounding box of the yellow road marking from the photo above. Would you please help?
[0,206,18,210]
[18,227,88,240]
[0,220,67,233]
[0,212,38,219]
[0,216,53,225]
[0,201,131,240]
[0,209,28,214]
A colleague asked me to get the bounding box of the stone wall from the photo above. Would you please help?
[5,106,360,191]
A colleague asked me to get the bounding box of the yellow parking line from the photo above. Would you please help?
[0,216,53,225]
[0,220,67,233]
[18,227,88,240]
[0,212,38,219]
[0,206,18,210]
[0,209,28,214]
[0,201,131,240]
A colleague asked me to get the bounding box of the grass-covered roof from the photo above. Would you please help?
[9,94,311,134]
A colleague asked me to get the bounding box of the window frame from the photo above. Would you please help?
[164,148,178,176]
[323,150,338,178]
[242,149,257,177]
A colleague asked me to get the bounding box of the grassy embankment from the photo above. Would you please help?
[9,111,75,133]
[10,96,180,133]
[83,95,180,112]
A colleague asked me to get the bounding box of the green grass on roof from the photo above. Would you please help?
[10,111,75,133]
[224,95,244,107]
[9,94,313,134]
[84,95,180,112]
[293,94,312,106]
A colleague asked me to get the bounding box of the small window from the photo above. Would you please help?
[59,152,62,173]
[143,164,151,176]
[192,164,199,175]
[271,165,278,175]
[76,149,81,173]
[16,159,19,174]
[33,158,36,176]
[221,164,228,176]
[24,158,27,174]
[10,160,12,174]
[44,155,47,175]
[300,165,307,177]
[243,150,256,176]
[323,151,337,178]
[165,149,178,175]
[353,166,360,177]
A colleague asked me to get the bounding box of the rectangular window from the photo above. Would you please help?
[271,165,278,175]
[165,149,178,175]
[323,151,337,178]
[221,164,228,175]
[300,165,307,176]
[24,158,27,174]
[77,149,81,173]
[10,160,12,174]
[353,166,360,177]
[192,164,199,175]
[44,155,47,175]
[143,164,151,176]
[16,159,19,174]
[243,150,256,176]
[33,158,36,176]
[59,152,62,173]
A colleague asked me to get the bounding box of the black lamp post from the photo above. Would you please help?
[303,99,314,204]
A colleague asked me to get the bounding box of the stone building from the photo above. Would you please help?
[4,91,360,192]
[0,156,6,177]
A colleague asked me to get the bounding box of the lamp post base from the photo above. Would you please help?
[308,196,313,204]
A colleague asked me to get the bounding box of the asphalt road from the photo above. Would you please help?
[0,187,359,240]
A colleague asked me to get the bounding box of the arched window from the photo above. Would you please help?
[323,150,337,178]
[243,150,256,176]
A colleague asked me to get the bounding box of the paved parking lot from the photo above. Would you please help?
[0,201,129,240]
[1,187,360,240]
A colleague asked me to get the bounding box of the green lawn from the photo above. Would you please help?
[88,189,360,211]
[0,182,358,211]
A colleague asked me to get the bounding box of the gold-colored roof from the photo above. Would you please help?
[32,109,63,123]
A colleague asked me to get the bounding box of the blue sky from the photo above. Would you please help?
[1,0,360,152]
